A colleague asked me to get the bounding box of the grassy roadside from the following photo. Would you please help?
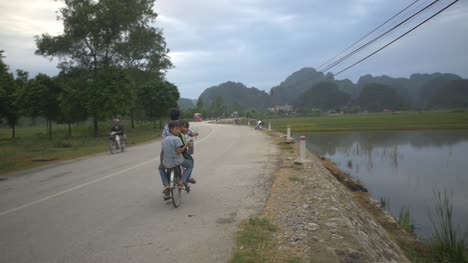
[0,121,162,175]
[229,131,303,263]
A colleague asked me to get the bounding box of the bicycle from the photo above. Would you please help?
[108,132,126,154]
[164,166,191,208]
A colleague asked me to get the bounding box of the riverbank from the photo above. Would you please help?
[231,131,420,262]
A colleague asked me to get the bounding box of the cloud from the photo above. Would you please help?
[1,0,466,99]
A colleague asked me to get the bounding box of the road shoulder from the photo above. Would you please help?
[231,131,412,262]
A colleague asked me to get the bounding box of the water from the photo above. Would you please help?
[300,130,468,238]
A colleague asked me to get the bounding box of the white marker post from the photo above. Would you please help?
[299,136,306,161]
[287,127,291,138]
[247,121,250,126]
[268,122,271,130]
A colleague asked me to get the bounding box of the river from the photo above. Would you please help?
[300,130,468,237]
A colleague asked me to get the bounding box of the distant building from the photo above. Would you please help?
[268,104,294,113]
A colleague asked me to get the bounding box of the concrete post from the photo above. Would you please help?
[247,121,250,126]
[268,122,271,130]
[299,136,306,161]
[287,127,291,138]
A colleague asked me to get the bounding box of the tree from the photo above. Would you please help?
[85,67,134,123]
[55,69,89,137]
[35,0,172,136]
[22,74,61,139]
[210,96,226,118]
[0,51,20,138]
[138,79,179,127]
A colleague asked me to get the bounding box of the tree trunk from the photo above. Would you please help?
[93,112,98,137]
[48,120,52,139]
[131,109,135,128]
[11,124,15,138]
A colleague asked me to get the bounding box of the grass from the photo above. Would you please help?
[398,206,414,233]
[266,111,468,133]
[230,217,303,263]
[0,120,162,175]
[428,190,468,263]
[370,192,468,263]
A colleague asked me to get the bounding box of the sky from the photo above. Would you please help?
[1,0,467,99]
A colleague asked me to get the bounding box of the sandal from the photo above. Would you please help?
[162,185,171,195]
[177,181,185,190]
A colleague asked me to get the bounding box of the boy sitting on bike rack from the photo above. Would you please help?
[179,120,196,184]
[158,121,193,196]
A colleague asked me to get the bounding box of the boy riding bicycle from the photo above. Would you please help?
[159,121,193,196]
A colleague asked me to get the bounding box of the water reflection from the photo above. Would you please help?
[302,131,468,237]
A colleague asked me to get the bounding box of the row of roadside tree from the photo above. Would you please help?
[0,0,179,139]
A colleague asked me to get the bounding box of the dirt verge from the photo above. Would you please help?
[248,131,422,262]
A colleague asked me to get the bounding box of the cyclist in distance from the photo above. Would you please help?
[109,118,126,144]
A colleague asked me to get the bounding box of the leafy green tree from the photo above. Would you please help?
[86,67,134,121]
[21,74,61,139]
[138,79,179,127]
[55,70,88,137]
[0,51,20,138]
[210,96,226,118]
[35,0,172,136]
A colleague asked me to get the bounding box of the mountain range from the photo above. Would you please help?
[179,67,468,112]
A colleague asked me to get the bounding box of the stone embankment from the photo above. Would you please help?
[263,136,410,262]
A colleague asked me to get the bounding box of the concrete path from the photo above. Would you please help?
[0,122,278,263]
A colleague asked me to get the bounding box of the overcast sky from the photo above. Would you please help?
[1,0,467,99]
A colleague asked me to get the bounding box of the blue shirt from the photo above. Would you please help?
[162,135,185,168]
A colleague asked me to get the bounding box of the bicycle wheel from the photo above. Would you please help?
[109,140,116,154]
[120,138,126,152]
[170,168,182,208]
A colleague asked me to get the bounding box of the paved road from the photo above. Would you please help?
[0,122,278,263]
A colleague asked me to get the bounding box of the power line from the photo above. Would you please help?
[317,0,422,72]
[320,0,441,74]
[330,0,459,79]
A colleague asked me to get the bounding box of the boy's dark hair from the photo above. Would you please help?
[180,120,189,128]
[168,108,180,121]
[167,120,181,131]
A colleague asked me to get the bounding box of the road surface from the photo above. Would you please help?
[0,122,278,263]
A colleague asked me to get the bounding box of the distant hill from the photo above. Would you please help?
[195,68,467,112]
[428,80,468,108]
[198,81,269,110]
[356,73,462,108]
[270,68,329,105]
[295,82,350,110]
[178,98,195,109]
[269,68,361,104]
